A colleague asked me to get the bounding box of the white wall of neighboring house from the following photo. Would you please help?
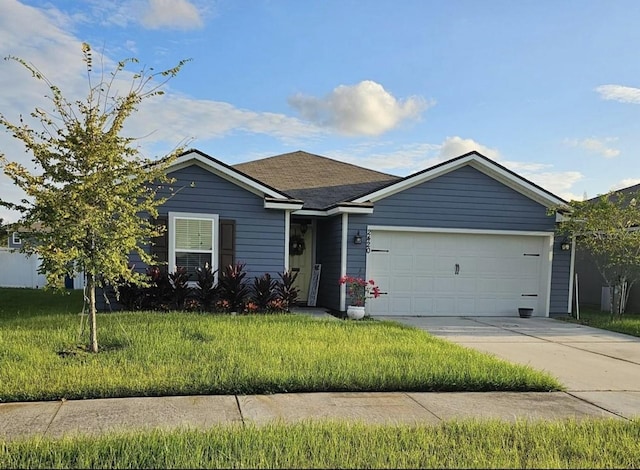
[0,248,85,289]
[0,248,46,288]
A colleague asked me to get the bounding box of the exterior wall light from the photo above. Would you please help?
[560,237,571,251]
[353,231,363,245]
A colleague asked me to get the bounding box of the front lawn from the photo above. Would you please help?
[2,420,639,469]
[0,288,561,402]
[559,307,640,338]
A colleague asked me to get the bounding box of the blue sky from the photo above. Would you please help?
[1,0,639,222]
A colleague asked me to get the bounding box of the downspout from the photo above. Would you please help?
[340,213,349,311]
[284,210,291,271]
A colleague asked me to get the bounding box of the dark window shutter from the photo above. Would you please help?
[219,219,235,270]
[151,215,168,266]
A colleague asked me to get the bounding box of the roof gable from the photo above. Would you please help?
[167,149,295,201]
[351,151,568,209]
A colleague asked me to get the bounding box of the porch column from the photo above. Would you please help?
[340,213,348,311]
[284,210,291,271]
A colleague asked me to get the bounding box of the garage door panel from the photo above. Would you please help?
[390,255,413,273]
[456,278,478,295]
[434,255,457,275]
[390,297,412,315]
[414,255,435,273]
[411,277,434,293]
[367,230,549,317]
[435,277,455,292]
[435,297,455,314]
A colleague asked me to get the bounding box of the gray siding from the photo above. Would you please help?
[550,237,571,315]
[315,216,342,311]
[156,165,286,279]
[348,166,569,314]
[346,220,367,282]
[357,166,555,231]
[99,164,286,310]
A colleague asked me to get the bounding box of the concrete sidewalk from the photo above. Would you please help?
[0,390,625,442]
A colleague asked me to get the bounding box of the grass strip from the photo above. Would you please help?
[1,419,639,469]
[0,288,562,401]
[559,308,640,338]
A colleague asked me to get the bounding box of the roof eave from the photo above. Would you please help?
[167,149,293,200]
[351,152,570,210]
[264,197,305,210]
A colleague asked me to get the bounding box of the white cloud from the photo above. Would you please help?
[564,137,620,158]
[330,136,583,203]
[611,178,640,191]
[0,0,320,222]
[595,84,640,104]
[128,95,322,146]
[438,136,500,160]
[328,142,440,175]
[46,0,205,31]
[288,80,432,136]
[516,170,583,201]
[141,0,203,30]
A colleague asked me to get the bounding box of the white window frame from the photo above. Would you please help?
[168,212,219,277]
[12,232,22,245]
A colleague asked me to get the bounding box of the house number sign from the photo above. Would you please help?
[366,230,372,253]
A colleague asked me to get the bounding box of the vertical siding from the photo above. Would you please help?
[156,165,286,280]
[348,166,570,314]
[315,216,342,311]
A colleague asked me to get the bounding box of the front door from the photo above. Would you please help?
[289,223,313,304]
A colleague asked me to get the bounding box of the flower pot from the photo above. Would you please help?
[518,307,533,318]
[346,305,366,320]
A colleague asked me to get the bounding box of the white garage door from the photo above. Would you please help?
[366,230,551,316]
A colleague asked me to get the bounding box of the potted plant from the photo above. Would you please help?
[339,275,381,320]
[518,307,534,318]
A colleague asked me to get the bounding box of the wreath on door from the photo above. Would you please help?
[289,234,306,256]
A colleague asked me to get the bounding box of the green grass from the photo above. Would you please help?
[2,420,639,469]
[0,288,562,402]
[559,307,640,337]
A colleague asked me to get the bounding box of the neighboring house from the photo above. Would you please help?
[574,183,640,313]
[138,148,572,317]
[0,222,83,290]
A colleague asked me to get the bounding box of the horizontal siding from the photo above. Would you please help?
[158,165,285,280]
[316,217,342,311]
[364,166,555,232]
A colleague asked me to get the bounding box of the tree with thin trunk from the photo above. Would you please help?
[0,43,189,352]
[555,190,640,318]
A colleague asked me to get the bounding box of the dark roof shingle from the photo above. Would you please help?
[233,150,399,209]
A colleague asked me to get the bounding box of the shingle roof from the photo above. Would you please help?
[233,150,399,209]
[588,183,640,204]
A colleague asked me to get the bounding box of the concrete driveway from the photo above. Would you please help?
[378,316,640,418]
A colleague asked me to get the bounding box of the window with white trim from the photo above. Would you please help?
[12,232,21,245]
[169,212,218,278]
